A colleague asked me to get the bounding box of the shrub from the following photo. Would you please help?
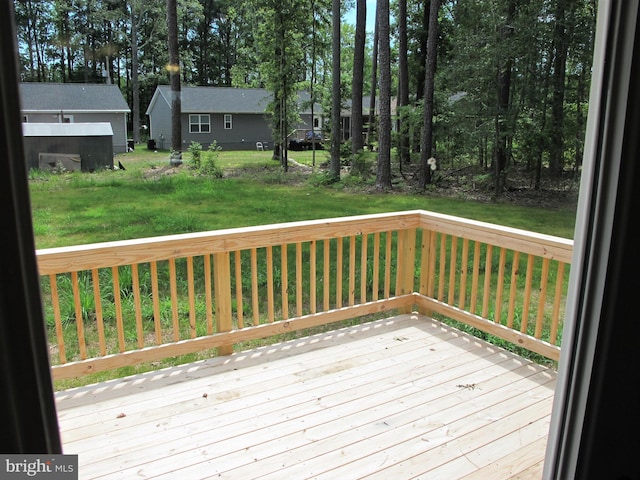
[188,141,202,169]
[201,141,224,178]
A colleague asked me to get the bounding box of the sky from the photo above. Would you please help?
[344,0,378,33]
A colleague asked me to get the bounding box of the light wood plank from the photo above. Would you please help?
[49,274,67,364]
[459,436,548,479]
[55,314,557,480]
[90,269,106,355]
[71,271,87,359]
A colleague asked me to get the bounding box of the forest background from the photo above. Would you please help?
[13,0,596,202]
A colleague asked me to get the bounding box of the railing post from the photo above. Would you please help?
[214,251,233,355]
[396,228,416,313]
[418,228,435,317]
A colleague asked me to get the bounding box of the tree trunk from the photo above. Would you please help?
[397,0,410,166]
[419,0,440,190]
[329,0,341,181]
[131,3,140,145]
[278,18,288,172]
[24,0,36,80]
[415,0,429,107]
[492,0,516,198]
[310,0,318,169]
[376,0,392,190]
[549,0,571,176]
[534,45,553,190]
[351,0,366,171]
[367,7,378,150]
[167,0,182,162]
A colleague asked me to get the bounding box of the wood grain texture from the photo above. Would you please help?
[56,314,556,479]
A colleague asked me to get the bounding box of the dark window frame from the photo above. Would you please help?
[189,114,210,133]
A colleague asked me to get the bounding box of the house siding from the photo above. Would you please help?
[148,94,172,150]
[181,113,274,151]
[146,86,327,151]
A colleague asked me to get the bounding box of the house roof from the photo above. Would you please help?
[20,83,130,113]
[341,96,397,116]
[146,85,318,115]
[22,122,114,137]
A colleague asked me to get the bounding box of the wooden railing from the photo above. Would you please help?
[36,210,573,380]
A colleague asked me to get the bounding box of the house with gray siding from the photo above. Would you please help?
[145,86,322,151]
[19,83,130,153]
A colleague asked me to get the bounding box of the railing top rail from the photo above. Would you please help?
[418,210,574,263]
[36,210,574,275]
[36,211,422,274]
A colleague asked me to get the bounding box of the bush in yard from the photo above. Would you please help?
[201,141,224,178]
[189,141,202,169]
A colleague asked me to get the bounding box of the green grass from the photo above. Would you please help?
[29,145,576,249]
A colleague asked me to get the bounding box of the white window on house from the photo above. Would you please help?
[189,114,210,133]
[224,114,232,130]
[314,117,321,128]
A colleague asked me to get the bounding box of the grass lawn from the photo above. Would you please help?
[29,146,577,249]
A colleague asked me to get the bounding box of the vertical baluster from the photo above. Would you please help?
[70,272,87,359]
[323,240,330,311]
[521,254,535,334]
[495,248,507,324]
[550,262,566,344]
[131,264,144,347]
[281,244,289,320]
[187,257,197,338]
[267,246,275,322]
[535,258,550,339]
[372,233,380,301]
[447,236,458,306]
[349,236,356,306]
[310,241,317,313]
[418,229,432,316]
[336,238,343,308]
[459,238,469,310]
[49,274,66,364]
[360,233,368,304]
[438,234,447,302]
[91,269,106,355]
[482,245,493,318]
[470,241,481,314]
[111,267,125,351]
[150,261,162,345]
[384,231,391,298]
[232,251,242,329]
[507,251,520,328]
[251,248,260,325]
[168,259,179,341]
[206,253,215,333]
[296,243,303,316]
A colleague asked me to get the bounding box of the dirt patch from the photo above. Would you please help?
[425,165,581,210]
[142,164,182,180]
[142,156,580,211]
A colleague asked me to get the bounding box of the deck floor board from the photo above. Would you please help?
[56,314,556,479]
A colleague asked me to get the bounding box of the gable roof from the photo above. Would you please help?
[146,85,318,115]
[20,83,130,113]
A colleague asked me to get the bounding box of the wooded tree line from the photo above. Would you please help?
[14,0,596,194]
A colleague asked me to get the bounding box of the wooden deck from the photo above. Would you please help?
[55,314,556,479]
